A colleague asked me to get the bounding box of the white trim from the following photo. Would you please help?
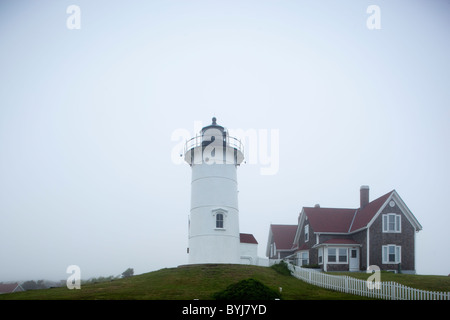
[215,213,225,229]
[366,227,370,269]
[347,209,358,233]
[313,242,362,248]
[311,231,355,235]
[212,208,228,230]
[327,247,349,264]
[414,231,416,273]
[349,248,360,272]
[382,213,401,233]
[266,227,274,257]
[366,193,392,230]
[211,208,228,214]
[382,244,401,264]
[296,250,309,266]
[367,191,422,232]
[392,191,422,231]
[240,255,253,264]
[293,209,306,245]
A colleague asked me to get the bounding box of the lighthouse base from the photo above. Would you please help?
[188,235,240,265]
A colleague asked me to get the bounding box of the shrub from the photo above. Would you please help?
[302,264,320,269]
[121,268,134,278]
[213,278,281,300]
[270,261,292,276]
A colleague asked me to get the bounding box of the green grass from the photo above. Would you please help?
[2,264,448,300]
[0,264,367,300]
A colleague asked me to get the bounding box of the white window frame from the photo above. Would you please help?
[328,248,336,263]
[382,213,401,233]
[212,209,227,230]
[382,245,401,264]
[304,224,309,242]
[318,247,323,265]
[338,248,348,263]
[327,247,348,264]
[270,243,277,258]
[216,213,224,229]
[297,251,309,266]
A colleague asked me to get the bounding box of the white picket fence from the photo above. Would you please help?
[287,263,450,300]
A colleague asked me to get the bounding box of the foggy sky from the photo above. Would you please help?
[1,0,449,282]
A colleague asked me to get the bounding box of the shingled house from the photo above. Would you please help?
[267,186,422,273]
[0,283,24,294]
[266,224,298,260]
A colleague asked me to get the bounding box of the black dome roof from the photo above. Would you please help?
[201,117,225,134]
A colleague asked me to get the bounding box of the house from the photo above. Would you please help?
[240,233,259,265]
[268,186,423,273]
[0,283,25,294]
[266,224,297,260]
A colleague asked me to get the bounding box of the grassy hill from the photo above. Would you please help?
[0,264,365,300]
[2,264,448,300]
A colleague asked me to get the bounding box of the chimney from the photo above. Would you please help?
[360,185,369,208]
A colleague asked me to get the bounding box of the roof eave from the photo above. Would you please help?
[313,242,362,248]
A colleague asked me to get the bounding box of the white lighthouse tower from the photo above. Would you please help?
[184,117,244,264]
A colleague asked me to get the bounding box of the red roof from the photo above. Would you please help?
[304,207,356,233]
[0,283,23,294]
[350,190,394,232]
[304,190,395,233]
[295,243,309,251]
[270,224,297,249]
[240,233,258,244]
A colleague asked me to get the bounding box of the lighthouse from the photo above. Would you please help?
[184,117,244,264]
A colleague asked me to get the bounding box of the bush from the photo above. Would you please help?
[302,264,320,269]
[213,278,281,300]
[82,275,117,284]
[121,268,134,278]
[270,261,292,276]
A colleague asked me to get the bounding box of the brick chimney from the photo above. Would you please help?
[360,185,369,208]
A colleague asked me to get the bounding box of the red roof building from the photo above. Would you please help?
[267,186,422,273]
[240,233,258,244]
[266,224,298,259]
[239,233,259,265]
[0,283,24,294]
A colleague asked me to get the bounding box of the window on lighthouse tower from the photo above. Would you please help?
[216,213,224,229]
